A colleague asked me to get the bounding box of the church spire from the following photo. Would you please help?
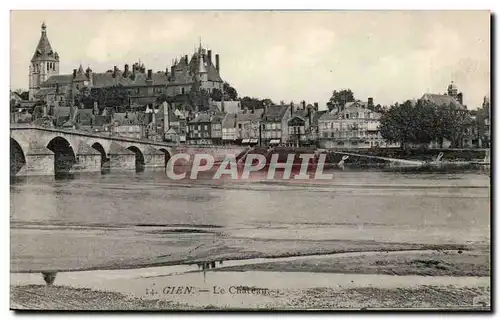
[31,22,56,62]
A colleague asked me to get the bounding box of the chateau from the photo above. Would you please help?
[28,23,224,108]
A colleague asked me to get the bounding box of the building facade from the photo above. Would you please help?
[236,108,263,141]
[260,105,291,146]
[318,101,390,149]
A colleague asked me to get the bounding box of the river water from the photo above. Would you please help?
[10,168,490,273]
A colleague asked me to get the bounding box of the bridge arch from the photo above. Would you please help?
[158,148,172,168]
[46,136,76,176]
[127,146,145,172]
[91,142,110,172]
[10,138,26,176]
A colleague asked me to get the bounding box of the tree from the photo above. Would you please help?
[379,100,436,149]
[210,88,223,101]
[74,86,93,108]
[223,82,238,101]
[156,93,168,105]
[434,103,472,148]
[90,85,130,110]
[261,98,274,107]
[326,89,355,112]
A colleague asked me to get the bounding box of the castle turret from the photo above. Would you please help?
[29,22,59,100]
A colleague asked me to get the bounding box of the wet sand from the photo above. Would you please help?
[11,247,490,310]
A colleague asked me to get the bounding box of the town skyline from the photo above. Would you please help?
[10,10,490,108]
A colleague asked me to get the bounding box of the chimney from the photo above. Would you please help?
[170,65,174,76]
[124,64,129,77]
[457,92,463,105]
[207,50,212,64]
[368,97,374,109]
[290,102,294,117]
[73,69,77,79]
[147,69,152,80]
[314,102,319,111]
[185,55,188,63]
[113,65,118,77]
[215,54,220,73]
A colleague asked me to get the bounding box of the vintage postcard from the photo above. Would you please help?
[10,10,491,311]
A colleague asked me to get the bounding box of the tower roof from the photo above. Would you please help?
[447,81,458,93]
[31,22,58,62]
[198,54,207,73]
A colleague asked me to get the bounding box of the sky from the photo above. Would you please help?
[10,10,490,108]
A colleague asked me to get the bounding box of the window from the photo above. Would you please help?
[204,125,208,130]
[345,114,349,119]
[271,123,276,130]
[277,123,281,130]
[181,88,185,94]
[198,125,201,130]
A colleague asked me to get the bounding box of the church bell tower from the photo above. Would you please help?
[29,22,60,100]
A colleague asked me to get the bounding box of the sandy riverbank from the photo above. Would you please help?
[11,247,490,311]
[10,284,491,311]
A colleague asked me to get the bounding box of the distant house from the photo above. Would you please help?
[260,105,291,146]
[187,113,213,145]
[419,81,474,148]
[318,101,393,149]
[287,103,318,146]
[236,108,263,145]
[222,113,237,143]
[111,111,147,139]
[210,113,225,145]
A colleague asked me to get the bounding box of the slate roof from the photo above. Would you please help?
[31,23,58,62]
[112,112,146,125]
[263,105,290,122]
[34,87,55,98]
[211,113,225,124]
[187,51,223,82]
[312,110,328,124]
[42,70,169,88]
[189,113,212,123]
[41,75,73,87]
[318,111,340,121]
[420,93,466,110]
[288,114,306,123]
[236,108,264,122]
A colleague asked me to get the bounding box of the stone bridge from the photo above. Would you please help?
[10,124,174,176]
